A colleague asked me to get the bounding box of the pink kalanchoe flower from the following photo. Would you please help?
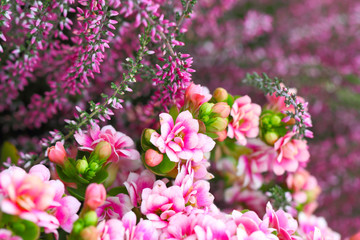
[228,95,261,146]
[232,210,278,240]
[141,180,185,228]
[183,83,212,112]
[85,183,106,210]
[74,123,141,169]
[97,219,125,240]
[124,170,156,207]
[150,110,215,163]
[0,166,55,216]
[264,202,301,240]
[96,193,133,221]
[297,213,341,240]
[273,132,310,175]
[0,229,22,240]
[174,166,214,213]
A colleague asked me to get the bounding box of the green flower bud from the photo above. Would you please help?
[271,115,282,126]
[141,128,156,151]
[89,162,99,171]
[207,117,228,132]
[264,132,279,145]
[76,159,89,175]
[11,222,25,233]
[84,211,98,227]
[199,103,214,116]
[72,219,85,234]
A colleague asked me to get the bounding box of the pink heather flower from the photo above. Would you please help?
[124,170,156,207]
[273,132,310,175]
[96,194,133,221]
[150,111,215,163]
[264,202,300,240]
[141,180,185,228]
[0,229,21,240]
[183,83,212,112]
[74,123,141,168]
[227,95,261,146]
[297,213,341,240]
[243,10,273,41]
[47,141,67,165]
[85,183,106,210]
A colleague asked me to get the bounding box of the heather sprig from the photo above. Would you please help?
[244,72,312,139]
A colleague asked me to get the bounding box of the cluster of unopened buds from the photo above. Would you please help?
[0,82,344,239]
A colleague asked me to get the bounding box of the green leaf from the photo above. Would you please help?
[10,219,40,240]
[56,165,74,182]
[67,186,86,201]
[226,94,234,106]
[145,154,177,176]
[108,186,128,196]
[91,169,109,184]
[0,141,20,164]
[168,105,180,119]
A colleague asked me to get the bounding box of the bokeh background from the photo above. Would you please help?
[185,0,360,236]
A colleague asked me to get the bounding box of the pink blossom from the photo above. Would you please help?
[47,142,67,165]
[96,193,132,221]
[0,229,21,240]
[183,83,212,112]
[231,210,278,240]
[99,211,158,240]
[74,123,141,168]
[85,183,106,210]
[141,180,185,228]
[273,132,310,175]
[124,170,156,207]
[160,212,234,240]
[228,96,261,146]
[150,110,215,163]
[97,219,125,240]
[297,213,340,240]
[264,202,300,240]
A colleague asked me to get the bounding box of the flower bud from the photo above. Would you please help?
[199,102,214,116]
[89,162,99,171]
[212,102,230,118]
[141,128,156,151]
[84,183,106,210]
[80,226,98,240]
[208,117,228,132]
[84,211,98,227]
[216,129,227,142]
[72,220,84,234]
[270,115,282,126]
[93,141,112,162]
[47,142,67,165]
[76,159,89,175]
[145,149,163,167]
[213,87,228,102]
[264,132,279,145]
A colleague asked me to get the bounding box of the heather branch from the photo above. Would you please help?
[243,72,310,138]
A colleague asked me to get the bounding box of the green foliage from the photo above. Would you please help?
[1,214,40,240]
[0,141,19,165]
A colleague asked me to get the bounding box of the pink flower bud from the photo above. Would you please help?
[145,149,163,167]
[212,102,230,118]
[216,129,227,142]
[80,226,98,240]
[213,87,228,102]
[47,142,67,165]
[85,183,106,210]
